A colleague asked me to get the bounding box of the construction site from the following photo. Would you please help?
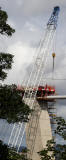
[0,4,66,160]
[6,6,66,160]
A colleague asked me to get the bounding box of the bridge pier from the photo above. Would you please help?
[25,99,52,160]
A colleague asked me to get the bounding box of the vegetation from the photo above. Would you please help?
[0,7,31,123]
[0,7,15,36]
[55,116,66,140]
[0,84,31,123]
[0,53,14,80]
[0,7,15,81]
[0,6,31,160]
[0,140,28,160]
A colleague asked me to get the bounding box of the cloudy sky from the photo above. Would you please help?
[0,0,66,93]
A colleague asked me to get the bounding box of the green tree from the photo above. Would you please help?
[0,7,31,123]
[0,53,14,80]
[0,7,15,36]
[0,7,30,160]
[0,140,28,160]
[55,116,66,140]
[0,84,31,123]
[0,7,15,80]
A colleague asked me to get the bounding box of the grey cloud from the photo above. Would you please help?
[22,0,66,16]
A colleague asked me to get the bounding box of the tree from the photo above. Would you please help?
[0,7,31,123]
[0,7,15,80]
[0,140,28,160]
[0,140,9,160]
[0,6,31,160]
[55,116,66,140]
[38,116,66,160]
[0,7,15,36]
[0,84,31,123]
[0,53,14,80]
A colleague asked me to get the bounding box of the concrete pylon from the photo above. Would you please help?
[25,99,52,160]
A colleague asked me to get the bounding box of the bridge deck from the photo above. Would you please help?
[37,95,66,101]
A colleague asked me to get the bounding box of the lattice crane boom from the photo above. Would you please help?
[25,6,60,160]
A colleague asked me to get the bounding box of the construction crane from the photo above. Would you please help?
[8,6,60,159]
[25,6,60,160]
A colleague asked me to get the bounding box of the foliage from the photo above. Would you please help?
[0,6,31,160]
[0,7,31,123]
[0,7,15,36]
[0,84,31,123]
[38,139,66,160]
[55,116,66,140]
[0,140,28,160]
[38,117,66,160]
[0,53,14,80]
[0,7,15,80]
[0,140,9,160]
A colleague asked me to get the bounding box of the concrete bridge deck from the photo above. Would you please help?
[37,95,66,101]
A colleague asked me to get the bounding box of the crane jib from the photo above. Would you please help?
[47,6,60,29]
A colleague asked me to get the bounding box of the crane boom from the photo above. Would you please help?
[25,6,60,160]
[24,6,60,87]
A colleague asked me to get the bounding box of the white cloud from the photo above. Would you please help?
[4,42,35,84]
[16,0,23,7]
[25,22,37,32]
[7,41,34,64]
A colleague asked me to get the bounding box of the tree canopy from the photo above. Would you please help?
[0,84,31,123]
[0,140,28,160]
[0,7,31,160]
[0,7,15,36]
[0,53,14,80]
[0,7,15,80]
[0,7,31,123]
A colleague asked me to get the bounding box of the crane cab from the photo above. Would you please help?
[36,85,55,101]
